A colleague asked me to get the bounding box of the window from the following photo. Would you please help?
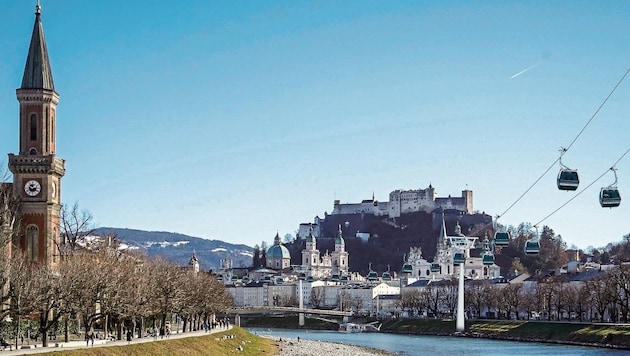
[30,114,37,141]
[26,225,38,261]
[52,228,58,263]
[46,109,50,151]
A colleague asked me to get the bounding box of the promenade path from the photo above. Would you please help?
[0,325,233,355]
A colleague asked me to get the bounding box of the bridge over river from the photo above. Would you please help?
[227,306,352,318]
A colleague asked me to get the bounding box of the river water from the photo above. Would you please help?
[248,327,629,356]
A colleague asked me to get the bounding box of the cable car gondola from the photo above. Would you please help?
[482,253,494,266]
[600,188,621,207]
[524,240,540,255]
[430,263,440,273]
[558,169,579,190]
[453,252,465,264]
[382,271,392,281]
[494,232,510,247]
[402,263,413,274]
[600,167,621,208]
[557,148,579,191]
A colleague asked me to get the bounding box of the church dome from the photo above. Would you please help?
[267,232,291,259]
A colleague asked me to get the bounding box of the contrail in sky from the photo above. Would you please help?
[510,61,544,79]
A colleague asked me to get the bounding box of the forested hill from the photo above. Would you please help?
[93,227,253,272]
[284,210,494,275]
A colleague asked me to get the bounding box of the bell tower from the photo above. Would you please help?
[8,3,65,270]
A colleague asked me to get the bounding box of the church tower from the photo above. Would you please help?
[8,3,65,270]
[301,226,319,268]
[331,225,349,275]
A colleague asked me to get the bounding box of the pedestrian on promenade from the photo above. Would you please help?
[86,329,94,347]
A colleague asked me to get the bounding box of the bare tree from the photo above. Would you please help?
[309,287,324,309]
[5,255,40,348]
[465,280,491,319]
[107,251,151,338]
[441,280,458,319]
[19,263,67,347]
[58,202,94,258]
[585,275,615,322]
[609,265,630,322]
[145,257,187,332]
[59,249,120,338]
[425,283,441,318]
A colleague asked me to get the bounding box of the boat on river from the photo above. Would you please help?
[339,321,381,333]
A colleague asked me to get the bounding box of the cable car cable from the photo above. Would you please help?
[466,68,630,239]
[562,67,629,153]
[533,148,630,228]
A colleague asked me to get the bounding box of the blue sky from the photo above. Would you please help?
[1,1,629,250]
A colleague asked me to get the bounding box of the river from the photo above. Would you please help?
[247,327,629,356]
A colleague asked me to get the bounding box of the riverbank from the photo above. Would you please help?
[10,326,276,355]
[381,319,630,350]
[270,337,394,356]
[239,315,630,350]
[7,326,393,356]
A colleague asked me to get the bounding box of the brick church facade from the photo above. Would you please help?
[6,4,65,271]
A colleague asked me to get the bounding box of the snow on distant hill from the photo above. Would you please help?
[93,227,253,271]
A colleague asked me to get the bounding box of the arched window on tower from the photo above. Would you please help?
[45,109,49,152]
[52,227,58,263]
[30,114,37,141]
[26,225,39,262]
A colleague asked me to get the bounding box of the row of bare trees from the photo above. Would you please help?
[1,167,232,347]
[1,242,232,347]
[396,265,630,323]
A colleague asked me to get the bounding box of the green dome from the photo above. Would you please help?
[267,232,291,259]
[267,244,291,259]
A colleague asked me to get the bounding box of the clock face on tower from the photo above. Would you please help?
[24,180,42,196]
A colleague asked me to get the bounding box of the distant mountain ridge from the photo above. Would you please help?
[93,227,253,271]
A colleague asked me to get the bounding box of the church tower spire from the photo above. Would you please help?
[8,3,65,271]
[21,1,55,91]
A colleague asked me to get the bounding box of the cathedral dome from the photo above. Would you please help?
[267,232,291,259]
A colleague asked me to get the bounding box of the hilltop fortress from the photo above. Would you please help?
[329,184,473,218]
[292,185,490,272]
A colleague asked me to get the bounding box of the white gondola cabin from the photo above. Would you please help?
[600,188,621,208]
[482,253,494,266]
[600,168,621,208]
[557,169,579,191]
[524,240,540,255]
[430,263,440,273]
[402,263,413,274]
[494,232,510,247]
